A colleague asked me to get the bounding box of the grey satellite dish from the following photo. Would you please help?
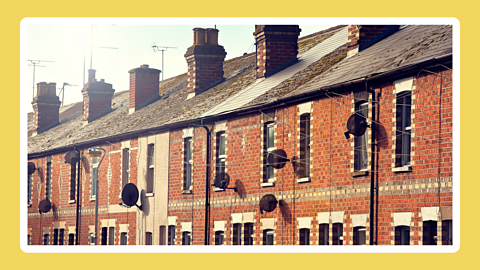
[28,162,36,175]
[345,113,369,137]
[121,183,142,211]
[212,173,237,192]
[38,199,51,214]
[259,194,279,214]
[64,150,80,164]
[266,149,289,169]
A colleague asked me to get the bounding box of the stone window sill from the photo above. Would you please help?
[261,182,275,187]
[352,170,368,177]
[213,187,225,192]
[69,200,76,204]
[146,193,154,197]
[392,165,412,173]
[297,177,310,183]
[182,190,192,194]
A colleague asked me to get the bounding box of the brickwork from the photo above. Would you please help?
[254,25,301,78]
[31,82,61,135]
[81,70,115,122]
[128,64,161,112]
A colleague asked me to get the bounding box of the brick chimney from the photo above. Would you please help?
[347,25,400,58]
[254,25,301,79]
[184,27,227,99]
[128,64,161,114]
[81,69,115,122]
[31,82,61,136]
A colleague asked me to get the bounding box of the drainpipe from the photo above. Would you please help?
[202,125,211,245]
[366,80,376,245]
[75,154,82,245]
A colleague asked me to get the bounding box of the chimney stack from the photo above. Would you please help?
[347,25,400,58]
[128,64,161,114]
[184,27,227,99]
[254,25,301,79]
[31,82,61,135]
[81,69,115,122]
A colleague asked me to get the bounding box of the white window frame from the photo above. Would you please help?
[298,113,311,182]
[354,102,368,171]
[265,122,275,182]
[122,148,130,189]
[28,174,32,204]
[46,161,52,200]
[184,138,193,191]
[146,144,155,194]
[91,157,99,199]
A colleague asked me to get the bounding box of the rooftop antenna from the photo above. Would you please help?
[152,43,177,81]
[58,83,79,106]
[85,25,118,85]
[28,60,54,101]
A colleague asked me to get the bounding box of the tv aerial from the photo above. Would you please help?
[120,183,143,211]
[259,194,284,214]
[58,83,79,106]
[38,199,51,214]
[28,162,36,175]
[212,172,238,192]
[28,59,54,101]
[152,42,177,81]
[344,112,370,139]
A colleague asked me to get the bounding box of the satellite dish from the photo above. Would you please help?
[121,183,142,210]
[267,149,289,169]
[38,199,51,214]
[259,194,278,214]
[64,150,80,164]
[346,113,369,137]
[212,173,238,192]
[28,162,36,175]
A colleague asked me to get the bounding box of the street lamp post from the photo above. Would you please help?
[87,147,106,245]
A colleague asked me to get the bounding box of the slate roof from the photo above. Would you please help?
[27,25,452,156]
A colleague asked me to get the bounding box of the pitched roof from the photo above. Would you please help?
[27,24,452,156]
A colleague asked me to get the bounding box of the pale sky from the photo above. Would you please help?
[23,18,336,112]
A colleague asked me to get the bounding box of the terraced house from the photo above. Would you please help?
[27,24,454,246]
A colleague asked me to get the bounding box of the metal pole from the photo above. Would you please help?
[32,62,36,100]
[93,148,106,245]
[162,49,164,81]
[202,126,211,245]
[75,154,82,245]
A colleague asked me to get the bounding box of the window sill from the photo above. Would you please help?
[90,196,96,201]
[68,200,76,204]
[213,187,225,192]
[146,193,154,197]
[297,177,310,183]
[352,170,368,177]
[182,190,192,194]
[261,182,275,187]
[28,203,32,208]
[392,165,412,173]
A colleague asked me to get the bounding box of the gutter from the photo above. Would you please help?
[28,54,452,159]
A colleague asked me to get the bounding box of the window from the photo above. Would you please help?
[28,174,32,204]
[318,224,329,245]
[109,227,115,245]
[69,162,77,201]
[423,221,437,245]
[332,223,343,245]
[59,229,64,245]
[354,102,368,171]
[147,144,154,194]
[89,233,95,245]
[120,232,128,245]
[53,229,59,245]
[215,231,224,245]
[299,114,311,179]
[396,91,412,167]
[299,228,310,245]
[216,132,226,176]
[159,226,166,245]
[168,225,175,245]
[27,235,31,245]
[184,138,193,190]
[353,227,366,245]
[91,157,99,198]
[101,227,108,245]
[182,231,191,245]
[244,223,253,245]
[146,232,152,245]
[264,122,275,182]
[122,148,130,189]
[442,220,452,245]
[395,226,410,245]
[263,229,274,245]
[46,161,52,200]
[68,234,75,245]
[232,223,242,245]
[44,234,49,245]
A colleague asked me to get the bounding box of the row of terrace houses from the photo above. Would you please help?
[27,24,453,246]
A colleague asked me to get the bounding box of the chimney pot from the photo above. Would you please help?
[88,69,96,83]
[193,28,206,45]
[206,28,219,45]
